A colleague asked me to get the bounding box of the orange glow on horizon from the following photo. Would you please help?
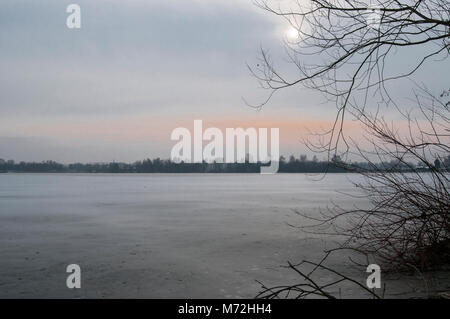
[14,113,367,154]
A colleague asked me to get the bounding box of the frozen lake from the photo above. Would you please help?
[0,173,447,298]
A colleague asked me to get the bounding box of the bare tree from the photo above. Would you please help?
[295,87,450,269]
[250,0,450,274]
[256,251,384,299]
[249,0,449,157]
[256,89,449,297]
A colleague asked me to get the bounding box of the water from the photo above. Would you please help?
[0,173,446,298]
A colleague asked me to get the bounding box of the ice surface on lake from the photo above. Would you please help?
[0,173,447,298]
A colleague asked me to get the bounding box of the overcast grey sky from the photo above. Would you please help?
[0,0,447,162]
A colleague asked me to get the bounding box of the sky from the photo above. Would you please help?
[0,0,447,163]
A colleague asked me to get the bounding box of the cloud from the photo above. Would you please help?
[0,0,282,118]
[0,0,447,161]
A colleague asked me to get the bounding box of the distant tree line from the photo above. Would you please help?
[1,155,448,173]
